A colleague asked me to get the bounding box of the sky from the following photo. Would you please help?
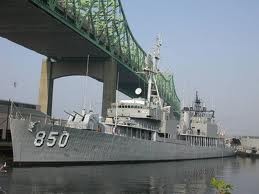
[0,0,259,136]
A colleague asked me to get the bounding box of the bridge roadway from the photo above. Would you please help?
[0,0,180,118]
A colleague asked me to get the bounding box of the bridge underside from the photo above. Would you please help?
[0,0,106,58]
[0,0,146,116]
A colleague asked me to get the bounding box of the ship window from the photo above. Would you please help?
[132,129,136,138]
[127,128,131,137]
[148,131,152,140]
[158,133,164,138]
[141,130,145,139]
[136,129,140,138]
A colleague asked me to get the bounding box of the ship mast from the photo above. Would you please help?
[146,35,162,108]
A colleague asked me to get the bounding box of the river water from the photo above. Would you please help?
[0,157,258,194]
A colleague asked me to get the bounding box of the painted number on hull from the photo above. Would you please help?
[34,131,46,147]
[34,131,69,148]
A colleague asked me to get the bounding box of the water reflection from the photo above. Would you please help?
[0,157,258,194]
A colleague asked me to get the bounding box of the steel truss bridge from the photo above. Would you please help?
[0,0,180,118]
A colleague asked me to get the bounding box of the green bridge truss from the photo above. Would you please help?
[31,0,181,118]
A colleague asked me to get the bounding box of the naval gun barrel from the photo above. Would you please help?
[64,110,74,117]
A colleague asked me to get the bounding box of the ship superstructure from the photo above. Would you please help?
[178,92,224,147]
[104,36,178,142]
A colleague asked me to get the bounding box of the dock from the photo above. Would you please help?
[236,136,259,158]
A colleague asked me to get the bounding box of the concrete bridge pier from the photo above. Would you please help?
[102,58,117,118]
[38,58,54,116]
[38,57,117,118]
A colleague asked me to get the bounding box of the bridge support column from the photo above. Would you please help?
[102,58,117,118]
[39,58,54,116]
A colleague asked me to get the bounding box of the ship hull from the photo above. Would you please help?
[10,119,235,164]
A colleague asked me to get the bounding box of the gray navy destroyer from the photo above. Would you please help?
[9,38,234,164]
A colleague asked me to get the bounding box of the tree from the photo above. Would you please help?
[211,177,233,194]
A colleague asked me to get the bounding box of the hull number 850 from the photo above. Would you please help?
[34,131,70,148]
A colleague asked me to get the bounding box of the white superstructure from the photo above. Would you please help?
[178,92,224,147]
